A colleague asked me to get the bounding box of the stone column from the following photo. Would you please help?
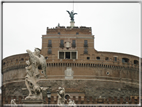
[64,52,65,59]
[70,52,72,59]
[76,51,78,59]
[58,51,60,59]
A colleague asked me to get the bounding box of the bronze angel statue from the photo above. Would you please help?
[25,48,47,100]
[67,10,77,22]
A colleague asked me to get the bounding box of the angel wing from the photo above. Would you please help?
[26,49,39,65]
[39,55,48,79]
[67,10,71,17]
[67,10,70,14]
[26,49,47,79]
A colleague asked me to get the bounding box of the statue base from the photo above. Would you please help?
[70,21,75,28]
[22,99,44,107]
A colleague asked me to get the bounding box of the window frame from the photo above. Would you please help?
[48,40,52,47]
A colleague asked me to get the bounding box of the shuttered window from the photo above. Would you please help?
[72,40,76,48]
[48,40,52,47]
[84,48,88,54]
[84,40,88,47]
[48,48,52,54]
[60,40,64,48]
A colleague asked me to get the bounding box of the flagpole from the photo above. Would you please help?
[73,0,74,12]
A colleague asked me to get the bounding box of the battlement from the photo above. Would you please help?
[46,26,92,35]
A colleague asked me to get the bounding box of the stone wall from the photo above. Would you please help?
[2,80,139,101]
[2,62,139,83]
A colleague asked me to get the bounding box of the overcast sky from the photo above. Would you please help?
[1,2,141,90]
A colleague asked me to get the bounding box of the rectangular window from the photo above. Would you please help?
[59,52,64,59]
[72,52,76,59]
[60,40,64,48]
[84,40,88,47]
[65,52,70,59]
[72,40,76,48]
[84,48,88,54]
[114,57,117,61]
[48,40,52,47]
[59,52,77,59]
[96,57,100,60]
[48,48,52,54]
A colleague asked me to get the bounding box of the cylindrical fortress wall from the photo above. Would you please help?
[2,52,141,103]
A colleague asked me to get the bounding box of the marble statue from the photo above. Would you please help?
[68,99,76,106]
[11,99,17,107]
[67,10,77,22]
[57,87,76,106]
[57,87,66,105]
[25,48,47,100]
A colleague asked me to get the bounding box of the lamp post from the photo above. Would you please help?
[47,88,51,104]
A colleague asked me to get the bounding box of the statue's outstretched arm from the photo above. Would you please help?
[73,13,77,15]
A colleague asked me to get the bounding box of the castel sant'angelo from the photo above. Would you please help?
[2,10,141,105]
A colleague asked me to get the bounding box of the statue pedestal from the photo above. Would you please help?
[70,21,75,28]
[22,99,44,107]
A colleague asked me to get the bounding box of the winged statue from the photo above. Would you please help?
[67,10,77,22]
[25,48,47,100]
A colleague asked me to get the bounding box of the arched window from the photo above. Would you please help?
[96,57,100,60]
[122,58,129,63]
[134,60,138,65]
[87,57,90,60]
[105,57,109,60]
